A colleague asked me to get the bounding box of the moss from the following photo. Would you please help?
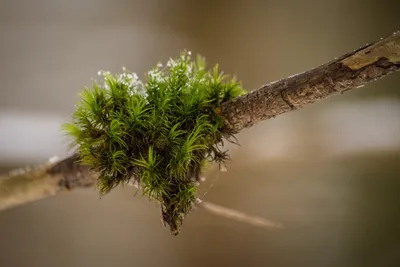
[62,51,246,234]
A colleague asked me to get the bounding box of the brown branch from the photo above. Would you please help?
[0,155,283,230]
[0,154,96,211]
[220,30,400,133]
[1,30,399,230]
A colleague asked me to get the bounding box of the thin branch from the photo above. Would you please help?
[195,199,283,229]
[1,30,399,230]
[128,180,283,229]
[0,155,282,230]
[220,30,400,132]
[0,154,95,211]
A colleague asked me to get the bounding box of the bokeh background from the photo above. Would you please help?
[1,0,399,266]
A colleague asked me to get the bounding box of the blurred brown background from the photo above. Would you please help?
[0,0,399,266]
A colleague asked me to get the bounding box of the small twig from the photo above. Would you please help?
[195,198,283,229]
[128,178,283,230]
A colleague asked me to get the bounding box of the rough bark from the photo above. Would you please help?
[220,30,400,133]
[1,31,399,226]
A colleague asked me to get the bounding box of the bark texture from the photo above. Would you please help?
[220,31,400,133]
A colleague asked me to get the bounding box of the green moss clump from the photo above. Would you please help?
[62,51,246,234]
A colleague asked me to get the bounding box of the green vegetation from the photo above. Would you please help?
[62,51,246,234]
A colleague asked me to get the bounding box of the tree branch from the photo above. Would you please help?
[1,30,399,230]
[220,30,400,132]
[0,155,283,230]
[0,154,95,211]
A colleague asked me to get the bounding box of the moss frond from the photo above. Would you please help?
[62,50,246,235]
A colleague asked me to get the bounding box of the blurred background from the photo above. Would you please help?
[0,0,399,266]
